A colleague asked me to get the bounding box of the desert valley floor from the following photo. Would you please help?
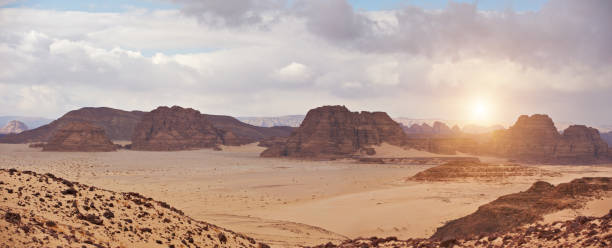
[1,143,611,247]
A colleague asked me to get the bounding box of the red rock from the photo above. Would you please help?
[131,106,224,151]
[261,105,406,158]
[42,122,116,152]
[0,107,145,143]
[555,125,609,163]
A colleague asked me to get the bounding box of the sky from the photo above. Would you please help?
[0,0,611,127]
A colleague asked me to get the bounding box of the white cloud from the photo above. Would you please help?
[275,62,311,83]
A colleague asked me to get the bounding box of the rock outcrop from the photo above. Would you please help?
[0,120,28,134]
[0,169,263,248]
[42,122,116,152]
[131,106,226,151]
[204,114,295,144]
[485,115,610,163]
[0,107,145,143]
[410,161,560,182]
[314,209,612,247]
[261,105,406,158]
[431,177,612,241]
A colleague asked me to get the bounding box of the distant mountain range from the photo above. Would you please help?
[237,115,305,127]
[0,116,52,129]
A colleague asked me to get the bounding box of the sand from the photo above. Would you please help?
[1,143,612,247]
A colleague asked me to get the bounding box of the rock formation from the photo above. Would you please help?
[42,122,116,152]
[602,131,612,146]
[411,114,611,164]
[431,177,612,241]
[131,106,227,151]
[484,115,610,163]
[0,120,28,134]
[261,105,406,158]
[0,107,145,143]
[313,209,612,247]
[0,169,264,248]
[410,161,560,182]
[204,114,294,144]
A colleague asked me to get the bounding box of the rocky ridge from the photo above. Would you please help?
[42,122,116,152]
[410,161,560,182]
[431,177,612,241]
[0,168,265,248]
[311,209,612,247]
[0,120,28,134]
[261,105,406,158]
[0,107,145,143]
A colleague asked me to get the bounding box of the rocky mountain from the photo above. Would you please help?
[42,122,116,152]
[485,115,610,163]
[403,121,457,136]
[204,114,294,142]
[410,161,559,182]
[0,168,264,248]
[0,120,28,134]
[314,209,612,247]
[431,177,612,241]
[0,107,145,143]
[0,116,52,129]
[261,105,406,158]
[237,115,305,127]
[131,106,228,151]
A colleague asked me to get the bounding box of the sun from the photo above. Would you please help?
[471,101,489,123]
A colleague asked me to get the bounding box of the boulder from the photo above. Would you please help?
[42,122,116,152]
[261,105,406,158]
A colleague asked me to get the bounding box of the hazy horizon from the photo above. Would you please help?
[1,0,611,127]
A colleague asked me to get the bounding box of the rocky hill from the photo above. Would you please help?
[261,105,406,158]
[0,120,28,134]
[0,116,51,129]
[0,107,145,143]
[0,168,264,248]
[131,106,228,151]
[403,121,457,136]
[410,161,560,182]
[485,115,610,163]
[42,122,116,152]
[312,209,612,247]
[431,177,612,241]
[204,114,294,143]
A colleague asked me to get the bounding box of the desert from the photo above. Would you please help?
[2,1,612,247]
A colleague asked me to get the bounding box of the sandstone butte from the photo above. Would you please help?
[260,105,406,158]
[42,122,116,152]
[131,106,252,151]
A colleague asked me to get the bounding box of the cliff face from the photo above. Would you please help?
[488,114,561,160]
[131,106,225,151]
[0,107,145,143]
[42,122,116,152]
[261,105,406,158]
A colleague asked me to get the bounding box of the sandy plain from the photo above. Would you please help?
[1,143,611,247]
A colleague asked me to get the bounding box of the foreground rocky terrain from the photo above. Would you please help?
[431,177,612,241]
[0,168,266,248]
[312,209,612,247]
[410,161,560,182]
[261,105,406,158]
[42,122,116,152]
[0,120,28,134]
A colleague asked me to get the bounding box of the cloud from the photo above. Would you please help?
[171,0,285,27]
[0,1,611,126]
[274,62,312,83]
